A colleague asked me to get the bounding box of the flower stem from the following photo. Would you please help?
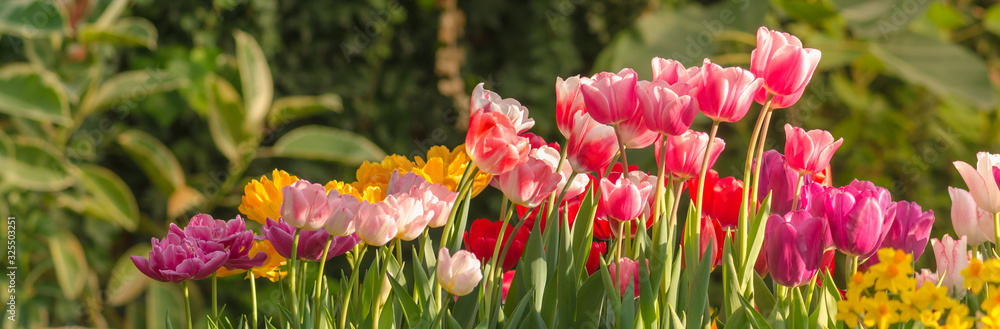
[994,212,1000,257]
[313,235,334,327]
[694,121,721,237]
[183,281,193,329]
[849,255,859,283]
[250,275,258,329]
[212,274,218,326]
[790,173,804,211]
[288,230,301,329]
[739,96,772,259]
[749,97,776,215]
[483,198,515,318]
[340,246,367,329]
[613,124,630,170]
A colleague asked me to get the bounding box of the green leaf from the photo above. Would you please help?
[0,1,64,37]
[106,244,153,306]
[117,129,186,195]
[741,194,771,290]
[267,94,344,128]
[985,5,1000,36]
[574,274,604,328]
[4,137,73,191]
[205,74,254,163]
[503,288,535,329]
[234,30,273,133]
[523,215,548,313]
[752,272,776,318]
[78,17,157,49]
[75,164,140,231]
[772,0,837,22]
[686,238,714,329]
[49,231,89,299]
[0,64,69,124]
[925,2,965,30]
[619,277,635,329]
[79,69,184,116]
[387,270,421,326]
[870,33,997,109]
[269,125,387,165]
[833,0,933,38]
[92,0,128,27]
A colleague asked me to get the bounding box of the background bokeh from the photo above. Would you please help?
[3,0,1000,327]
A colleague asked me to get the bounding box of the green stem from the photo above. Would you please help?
[250,275,258,329]
[440,161,476,248]
[848,255,859,284]
[212,275,218,325]
[613,124,630,170]
[340,246,367,329]
[694,121,721,237]
[994,212,1000,258]
[288,230,301,329]
[739,96,773,259]
[482,198,515,317]
[298,262,308,324]
[313,235,334,327]
[183,281,193,329]
[749,101,776,216]
[790,173,804,212]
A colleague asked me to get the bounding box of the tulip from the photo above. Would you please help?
[324,194,362,237]
[465,109,532,175]
[566,112,618,173]
[281,180,335,231]
[383,194,429,241]
[750,27,821,108]
[579,69,639,125]
[502,270,515,302]
[600,173,653,222]
[881,201,934,262]
[756,150,825,215]
[355,201,399,246]
[915,269,939,290]
[783,124,843,175]
[437,247,483,296]
[699,217,725,268]
[661,129,726,180]
[493,146,562,208]
[471,83,534,134]
[463,218,529,271]
[616,108,659,149]
[949,187,995,246]
[692,59,763,123]
[132,233,228,283]
[608,257,643,298]
[586,241,607,275]
[385,171,458,228]
[556,76,586,138]
[651,57,700,86]
[764,211,828,287]
[822,183,894,258]
[169,214,266,270]
[638,80,698,137]
[686,170,744,228]
[262,218,360,262]
[930,234,968,298]
[953,152,1000,214]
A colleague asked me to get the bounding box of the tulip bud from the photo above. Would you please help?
[437,248,483,296]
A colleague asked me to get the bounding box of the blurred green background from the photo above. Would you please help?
[3,0,1000,327]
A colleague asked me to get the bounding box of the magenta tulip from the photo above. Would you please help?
[821,183,894,258]
[949,187,995,246]
[756,150,825,215]
[580,69,640,125]
[783,124,843,175]
[169,214,266,270]
[132,233,227,283]
[566,112,618,173]
[600,172,653,222]
[661,129,726,180]
[953,152,1000,214]
[262,218,359,261]
[881,201,934,262]
[556,76,586,138]
[764,211,827,287]
[751,27,821,108]
[638,80,698,136]
[692,59,763,123]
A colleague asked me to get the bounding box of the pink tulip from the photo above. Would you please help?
[608,257,643,298]
[751,27,821,108]
[638,80,698,136]
[493,146,562,208]
[948,187,994,246]
[599,172,653,222]
[356,201,398,246]
[171,214,266,270]
[281,180,337,231]
[915,269,939,290]
[465,108,531,175]
[692,59,763,123]
[783,124,843,175]
[764,211,828,287]
[566,112,618,173]
[471,83,534,134]
[651,57,700,85]
[661,129,726,180]
[324,193,362,237]
[437,247,483,296]
[383,194,428,241]
[262,218,360,261]
[953,152,1000,214]
[580,69,640,125]
[386,171,457,228]
[556,76,586,138]
[821,182,893,258]
[616,107,659,149]
[931,234,968,298]
[881,201,935,262]
[756,149,826,215]
[132,232,227,283]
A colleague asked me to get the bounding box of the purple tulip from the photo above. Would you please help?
[168,214,266,270]
[820,181,894,258]
[131,233,228,283]
[882,201,934,261]
[764,211,827,287]
[756,150,823,215]
[262,218,360,262]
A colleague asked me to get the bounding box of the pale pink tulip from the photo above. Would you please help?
[383,194,428,241]
[386,171,457,228]
[783,124,843,175]
[953,152,1000,214]
[324,193,362,236]
[281,180,335,231]
[651,57,700,85]
[915,269,939,290]
[638,80,698,136]
[692,59,763,123]
[465,109,531,175]
[608,257,644,298]
[437,247,483,296]
[931,234,968,298]
[556,76,586,138]
[948,187,995,246]
[493,146,563,208]
[661,130,726,180]
[580,69,640,125]
[471,83,534,134]
[356,201,398,246]
[751,27,821,107]
[566,112,618,173]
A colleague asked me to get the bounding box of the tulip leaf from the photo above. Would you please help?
[502,288,534,329]
[117,129,186,195]
[269,125,387,166]
[870,32,998,109]
[597,257,621,315]
[0,64,70,125]
[736,293,773,329]
[75,164,140,231]
[106,244,152,306]
[49,231,89,299]
[452,290,479,329]
[789,288,808,329]
[267,94,343,128]
[574,274,604,328]
[727,307,750,329]
[753,272,776,318]
[817,271,842,329]
[0,1,64,37]
[79,70,184,117]
[387,271,421,326]
[78,17,158,49]
[686,238,714,329]
[741,194,772,289]
[234,30,273,133]
[722,237,742,319]
[637,254,656,327]
[619,272,635,329]
[410,246,432,303]
[4,137,73,191]
[523,215,547,313]
[205,74,254,163]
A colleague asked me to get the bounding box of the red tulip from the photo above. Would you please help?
[686,170,744,229]
[463,218,530,271]
[586,241,607,275]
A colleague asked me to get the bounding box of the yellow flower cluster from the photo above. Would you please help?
[836,248,972,329]
[239,169,300,225]
[962,258,1000,329]
[342,144,491,202]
